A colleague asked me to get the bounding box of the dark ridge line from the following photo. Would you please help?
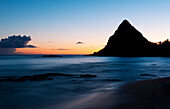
[90,20,170,57]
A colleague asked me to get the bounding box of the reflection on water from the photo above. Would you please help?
[0,55,170,109]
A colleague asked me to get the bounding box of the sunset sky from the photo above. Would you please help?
[1,0,170,54]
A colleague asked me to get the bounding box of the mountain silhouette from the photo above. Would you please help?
[91,20,170,57]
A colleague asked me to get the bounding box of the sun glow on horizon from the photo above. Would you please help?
[1,0,170,54]
[15,46,103,55]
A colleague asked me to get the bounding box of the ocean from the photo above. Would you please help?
[0,55,170,109]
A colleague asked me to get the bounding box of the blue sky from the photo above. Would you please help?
[0,0,170,54]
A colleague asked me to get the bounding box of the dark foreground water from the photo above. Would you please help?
[0,55,170,109]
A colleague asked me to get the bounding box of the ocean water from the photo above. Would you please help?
[0,55,170,109]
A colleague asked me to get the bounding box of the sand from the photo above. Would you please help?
[47,77,170,109]
[114,77,170,109]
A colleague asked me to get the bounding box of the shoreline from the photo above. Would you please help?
[114,77,170,109]
[46,82,129,109]
[47,77,170,109]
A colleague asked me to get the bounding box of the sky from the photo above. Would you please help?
[0,0,170,54]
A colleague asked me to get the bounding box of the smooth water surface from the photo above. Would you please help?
[0,55,170,109]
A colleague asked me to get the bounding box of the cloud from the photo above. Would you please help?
[0,48,16,54]
[0,35,36,54]
[57,48,70,50]
[0,35,36,48]
[26,45,37,48]
[51,48,70,50]
[76,41,84,44]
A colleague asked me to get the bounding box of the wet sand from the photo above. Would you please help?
[114,77,170,109]
[47,77,170,109]
[47,83,130,109]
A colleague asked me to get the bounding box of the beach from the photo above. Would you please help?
[1,55,170,109]
[2,0,170,108]
[49,77,170,109]
[114,77,170,109]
